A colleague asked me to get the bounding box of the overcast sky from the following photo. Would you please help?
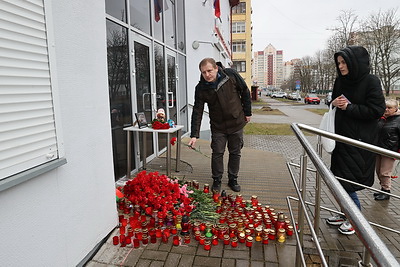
[251,0,399,61]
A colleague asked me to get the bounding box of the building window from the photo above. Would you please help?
[232,22,245,33]
[0,0,65,184]
[232,2,246,14]
[232,61,246,72]
[232,40,246,52]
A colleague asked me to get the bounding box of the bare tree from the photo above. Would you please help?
[298,56,314,93]
[360,8,400,95]
[328,10,359,50]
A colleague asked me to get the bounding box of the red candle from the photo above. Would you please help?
[156,228,162,238]
[142,234,148,245]
[133,238,140,248]
[199,234,205,245]
[173,235,180,246]
[119,226,126,235]
[161,233,169,243]
[204,240,211,251]
[121,218,127,227]
[125,237,132,245]
[238,233,246,243]
[286,225,294,236]
[150,233,157,243]
[184,235,191,244]
[245,236,253,248]
[212,236,218,246]
[268,230,276,240]
[231,236,238,247]
[223,235,230,245]
[119,235,125,244]
[112,236,119,245]
[262,236,269,244]
[203,184,209,193]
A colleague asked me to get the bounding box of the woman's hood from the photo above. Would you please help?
[334,46,370,82]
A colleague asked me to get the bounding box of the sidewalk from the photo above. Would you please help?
[85,132,400,266]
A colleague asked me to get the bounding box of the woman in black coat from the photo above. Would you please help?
[374,99,400,200]
[326,46,385,235]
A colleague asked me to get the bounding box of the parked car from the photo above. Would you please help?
[325,92,332,105]
[271,91,287,98]
[304,94,320,104]
[288,92,301,101]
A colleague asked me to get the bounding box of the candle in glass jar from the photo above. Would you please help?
[203,184,210,193]
[112,236,119,245]
[231,236,238,247]
[133,238,140,248]
[173,235,180,246]
[199,234,206,245]
[287,225,294,236]
[141,233,148,245]
[212,235,219,246]
[184,235,191,244]
[238,232,246,243]
[245,236,253,247]
[223,234,230,245]
[204,240,211,251]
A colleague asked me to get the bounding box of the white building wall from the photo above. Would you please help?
[0,0,117,266]
[185,0,232,139]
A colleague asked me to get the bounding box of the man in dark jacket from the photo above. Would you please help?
[326,46,385,235]
[374,99,400,200]
[188,58,252,192]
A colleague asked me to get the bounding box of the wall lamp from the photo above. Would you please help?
[192,40,215,50]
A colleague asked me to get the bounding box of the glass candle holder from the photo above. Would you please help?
[255,226,263,242]
[212,235,219,246]
[203,184,210,193]
[268,229,276,240]
[223,234,230,245]
[245,236,253,247]
[199,234,206,245]
[184,235,191,244]
[231,236,238,247]
[119,226,126,235]
[112,236,119,245]
[238,232,246,243]
[287,225,294,236]
[173,235,180,246]
[262,235,269,244]
[133,238,140,248]
[204,240,211,251]
[161,233,169,243]
[141,233,148,245]
[175,215,182,230]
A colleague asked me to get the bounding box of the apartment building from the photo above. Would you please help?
[253,44,283,89]
[231,0,253,89]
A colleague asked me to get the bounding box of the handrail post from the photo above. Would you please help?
[359,247,372,267]
[296,150,307,267]
[314,136,322,238]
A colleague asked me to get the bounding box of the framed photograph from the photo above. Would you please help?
[135,112,148,129]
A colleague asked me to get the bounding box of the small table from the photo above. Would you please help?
[123,125,184,178]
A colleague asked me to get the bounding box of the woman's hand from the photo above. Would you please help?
[332,96,349,110]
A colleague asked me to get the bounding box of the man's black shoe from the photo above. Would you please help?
[228,179,241,192]
[373,188,384,197]
[375,190,390,201]
[212,179,221,192]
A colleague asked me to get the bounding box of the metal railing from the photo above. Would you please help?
[289,122,400,267]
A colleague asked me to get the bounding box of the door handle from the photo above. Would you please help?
[167,92,174,108]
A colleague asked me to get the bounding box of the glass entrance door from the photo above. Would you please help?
[166,51,178,125]
[132,34,155,164]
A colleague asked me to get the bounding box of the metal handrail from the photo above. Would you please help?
[291,122,400,266]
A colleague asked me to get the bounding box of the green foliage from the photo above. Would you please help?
[189,189,219,223]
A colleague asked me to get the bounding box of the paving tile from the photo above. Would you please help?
[221,258,235,267]
[164,253,181,266]
[235,259,250,267]
[140,250,168,261]
[171,244,197,255]
[177,254,195,267]
[193,256,221,266]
